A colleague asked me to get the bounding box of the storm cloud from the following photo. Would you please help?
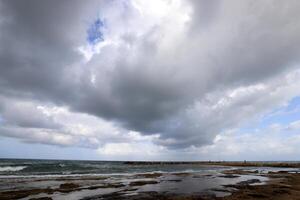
[1,0,300,154]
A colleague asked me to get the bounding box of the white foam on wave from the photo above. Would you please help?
[59,164,66,167]
[0,169,218,179]
[0,166,27,172]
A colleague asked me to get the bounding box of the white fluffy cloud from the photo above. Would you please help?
[192,121,300,161]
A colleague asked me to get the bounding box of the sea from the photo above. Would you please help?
[0,159,229,177]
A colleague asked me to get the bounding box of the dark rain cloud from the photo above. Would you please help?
[1,0,300,149]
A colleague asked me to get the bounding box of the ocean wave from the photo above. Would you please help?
[0,166,27,172]
[0,166,223,178]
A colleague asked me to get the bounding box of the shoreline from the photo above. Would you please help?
[81,170,300,200]
[219,169,300,200]
[0,163,300,200]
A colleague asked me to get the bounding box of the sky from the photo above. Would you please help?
[1,0,300,161]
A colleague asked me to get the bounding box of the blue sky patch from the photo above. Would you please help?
[259,96,300,127]
[238,96,300,133]
[87,18,104,45]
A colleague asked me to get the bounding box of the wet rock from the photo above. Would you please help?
[59,182,80,190]
[0,188,53,200]
[238,179,261,186]
[29,197,53,200]
[87,183,125,189]
[165,179,182,182]
[272,189,290,195]
[129,180,159,186]
[219,174,240,178]
[136,173,163,178]
[173,172,191,177]
[247,193,268,198]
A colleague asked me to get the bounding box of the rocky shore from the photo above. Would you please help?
[1,162,300,200]
[220,170,300,200]
[82,170,300,200]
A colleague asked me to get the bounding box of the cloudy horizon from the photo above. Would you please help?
[1,0,300,161]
